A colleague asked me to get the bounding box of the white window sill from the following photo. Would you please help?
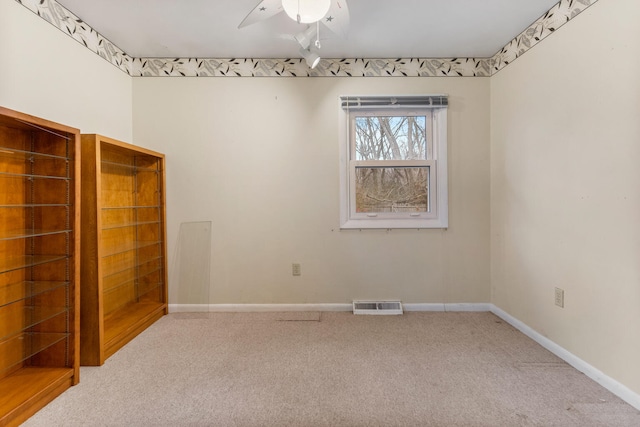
[340,217,448,230]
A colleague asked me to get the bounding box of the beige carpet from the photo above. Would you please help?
[23,312,640,426]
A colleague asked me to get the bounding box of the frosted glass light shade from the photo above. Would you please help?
[300,48,321,68]
[282,0,331,24]
[294,25,317,49]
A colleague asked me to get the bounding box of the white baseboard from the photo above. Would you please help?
[169,303,352,313]
[169,303,493,313]
[445,303,493,312]
[403,303,492,312]
[169,304,211,313]
[490,305,640,411]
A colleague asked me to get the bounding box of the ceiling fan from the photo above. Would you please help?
[238,0,350,68]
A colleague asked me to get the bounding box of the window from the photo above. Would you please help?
[339,95,448,229]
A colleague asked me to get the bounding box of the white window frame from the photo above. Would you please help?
[339,95,448,229]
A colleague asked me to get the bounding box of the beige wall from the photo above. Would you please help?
[0,0,132,141]
[6,0,638,401]
[490,0,640,395]
[132,77,491,305]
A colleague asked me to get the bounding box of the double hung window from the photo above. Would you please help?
[339,95,448,229]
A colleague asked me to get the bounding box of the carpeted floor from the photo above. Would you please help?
[23,312,640,426]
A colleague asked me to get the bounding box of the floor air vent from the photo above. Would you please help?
[353,301,403,315]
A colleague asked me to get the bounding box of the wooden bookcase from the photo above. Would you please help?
[0,107,80,427]
[80,134,167,366]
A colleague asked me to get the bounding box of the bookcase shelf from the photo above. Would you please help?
[0,280,69,308]
[80,134,167,366]
[0,255,69,274]
[0,106,80,427]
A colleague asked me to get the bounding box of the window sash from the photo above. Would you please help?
[351,111,432,162]
[349,160,437,220]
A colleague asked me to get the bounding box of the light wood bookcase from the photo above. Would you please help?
[0,107,80,427]
[80,134,167,366]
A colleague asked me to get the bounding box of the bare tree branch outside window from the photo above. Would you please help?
[354,116,429,213]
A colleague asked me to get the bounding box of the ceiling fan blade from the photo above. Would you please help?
[320,0,349,38]
[238,0,284,29]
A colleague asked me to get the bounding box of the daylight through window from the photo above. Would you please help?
[339,96,448,229]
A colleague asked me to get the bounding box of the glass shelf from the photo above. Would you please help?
[0,147,70,180]
[101,205,161,210]
[103,266,163,295]
[0,281,69,308]
[0,204,70,208]
[0,175,71,205]
[0,229,72,241]
[0,146,69,162]
[102,255,163,280]
[103,278,135,295]
[0,332,69,377]
[101,159,160,173]
[137,282,164,299]
[0,306,69,342]
[137,263,163,278]
[101,240,161,259]
[0,171,70,180]
[0,255,68,275]
[103,261,163,281]
[101,220,160,231]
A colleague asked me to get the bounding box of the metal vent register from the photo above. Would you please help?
[353,301,403,315]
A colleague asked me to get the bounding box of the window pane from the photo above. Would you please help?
[355,167,429,213]
[354,116,427,160]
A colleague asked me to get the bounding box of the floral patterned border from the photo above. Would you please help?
[15,0,598,77]
[16,0,132,74]
[132,57,491,77]
[490,0,597,74]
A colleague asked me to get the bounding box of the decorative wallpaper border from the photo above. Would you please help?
[131,57,491,77]
[491,0,597,74]
[15,0,598,77]
[16,0,132,74]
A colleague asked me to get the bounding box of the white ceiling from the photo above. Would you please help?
[56,0,560,59]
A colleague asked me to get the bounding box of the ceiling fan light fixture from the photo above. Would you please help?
[294,25,317,49]
[299,47,321,69]
[282,0,331,24]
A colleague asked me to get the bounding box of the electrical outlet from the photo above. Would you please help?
[292,263,301,276]
[554,287,564,308]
